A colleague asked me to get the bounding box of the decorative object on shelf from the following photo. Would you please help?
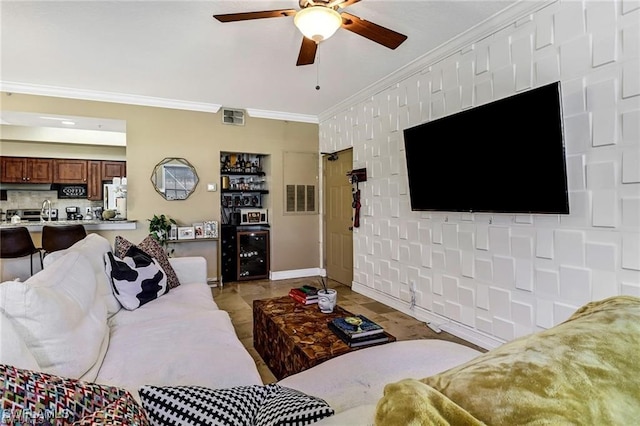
[193,222,204,239]
[204,221,218,239]
[147,214,177,255]
[178,226,195,240]
[150,157,199,201]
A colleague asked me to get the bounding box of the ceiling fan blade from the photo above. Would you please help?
[327,0,361,8]
[213,9,296,23]
[340,12,407,49]
[296,37,317,66]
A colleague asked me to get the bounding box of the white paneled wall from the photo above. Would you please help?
[319,0,640,349]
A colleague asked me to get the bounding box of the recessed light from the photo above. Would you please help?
[61,121,75,125]
[40,116,69,121]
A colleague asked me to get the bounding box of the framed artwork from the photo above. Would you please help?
[169,224,178,240]
[178,226,195,240]
[204,221,219,239]
[193,222,205,239]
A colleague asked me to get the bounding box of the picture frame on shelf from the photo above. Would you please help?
[178,226,195,240]
[169,224,178,241]
[204,221,219,239]
[193,222,205,239]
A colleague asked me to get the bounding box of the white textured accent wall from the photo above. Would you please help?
[319,0,640,349]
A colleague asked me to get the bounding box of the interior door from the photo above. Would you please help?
[323,149,353,286]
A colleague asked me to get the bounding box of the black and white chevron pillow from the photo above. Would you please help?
[256,384,335,426]
[104,246,168,310]
[139,383,334,426]
[139,384,269,426]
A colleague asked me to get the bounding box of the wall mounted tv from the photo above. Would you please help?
[403,82,569,214]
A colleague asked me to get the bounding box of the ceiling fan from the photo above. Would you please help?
[213,0,408,66]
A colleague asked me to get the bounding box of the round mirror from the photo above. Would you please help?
[151,157,199,200]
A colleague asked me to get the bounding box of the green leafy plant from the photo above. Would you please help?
[148,214,177,255]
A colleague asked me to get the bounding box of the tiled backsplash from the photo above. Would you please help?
[0,190,103,221]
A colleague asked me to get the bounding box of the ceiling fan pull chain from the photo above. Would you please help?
[315,42,321,90]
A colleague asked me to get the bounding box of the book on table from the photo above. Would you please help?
[288,285,319,305]
[328,322,392,347]
[329,314,384,339]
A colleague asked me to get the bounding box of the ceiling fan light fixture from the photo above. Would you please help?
[294,6,342,42]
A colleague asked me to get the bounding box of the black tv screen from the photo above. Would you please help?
[403,82,569,214]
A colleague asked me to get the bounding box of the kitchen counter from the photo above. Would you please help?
[0,220,137,232]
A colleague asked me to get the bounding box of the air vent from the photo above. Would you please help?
[286,184,316,213]
[222,108,245,126]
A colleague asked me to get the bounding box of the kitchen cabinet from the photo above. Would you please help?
[0,157,53,183]
[53,159,88,184]
[87,160,102,201]
[101,161,126,181]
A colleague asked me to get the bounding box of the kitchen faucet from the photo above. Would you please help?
[41,199,51,222]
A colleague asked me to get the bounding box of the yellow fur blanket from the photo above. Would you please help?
[376,296,640,425]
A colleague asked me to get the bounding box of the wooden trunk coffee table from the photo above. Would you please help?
[253,296,396,380]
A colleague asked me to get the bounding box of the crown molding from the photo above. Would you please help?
[318,0,556,122]
[0,81,223,113]
[0,81,319,123]
[246,108,318,124]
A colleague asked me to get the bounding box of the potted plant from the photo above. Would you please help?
[148,214,176,255]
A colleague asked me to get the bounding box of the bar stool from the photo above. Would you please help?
[0,227,43,275]
[42,224,87,257]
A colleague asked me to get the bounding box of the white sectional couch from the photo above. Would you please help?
[0,233,483,424]
[0,234,263,399]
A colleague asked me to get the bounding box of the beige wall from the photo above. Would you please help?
[1,92,320,277]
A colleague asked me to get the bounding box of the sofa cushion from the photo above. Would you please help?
[0,364,148,425]
[97,309,263,400]
[375,296,640,425]
[0,251,109,381]
[115,235,180,289]
[0,311,40,371]
[105,247,168,311]
[43,233,121,317]
[139,383,334,426]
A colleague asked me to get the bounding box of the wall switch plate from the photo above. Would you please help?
[207,183,217,192]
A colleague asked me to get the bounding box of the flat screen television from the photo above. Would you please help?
[403,82,569,214]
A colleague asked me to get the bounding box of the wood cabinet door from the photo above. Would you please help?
[101,161,126,180]
[87,160,103,200]
[1,157,53,183]
[1,157,27,182]
[26,158,53,183]
[53,159,88,183]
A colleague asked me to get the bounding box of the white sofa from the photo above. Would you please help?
[0,233,482,424]
[0,234,263,400]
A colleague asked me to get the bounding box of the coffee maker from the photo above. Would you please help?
[65,206,82,220]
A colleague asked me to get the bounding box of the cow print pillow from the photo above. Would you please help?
[104,246,168,310]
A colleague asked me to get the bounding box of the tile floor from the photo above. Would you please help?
[212,277,485,383]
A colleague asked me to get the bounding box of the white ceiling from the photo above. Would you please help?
[1,0,519,122]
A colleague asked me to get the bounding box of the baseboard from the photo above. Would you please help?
[270,268,324,281]
[352,282,504,350]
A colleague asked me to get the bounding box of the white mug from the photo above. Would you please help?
[317,289,337,314]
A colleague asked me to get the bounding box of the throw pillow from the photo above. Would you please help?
[0,251,109,381]
[43,233,121,317]
[256,384,335,426]
[73,395,150,426]
[115,235,181,289]
[139,384,270,426]
[138,384,334,426]
[105,247,168,311]
[0,364,149,425]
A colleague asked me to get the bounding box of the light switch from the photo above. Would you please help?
[207,183,217,192]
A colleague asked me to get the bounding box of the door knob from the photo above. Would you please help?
[348,226,353,231]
